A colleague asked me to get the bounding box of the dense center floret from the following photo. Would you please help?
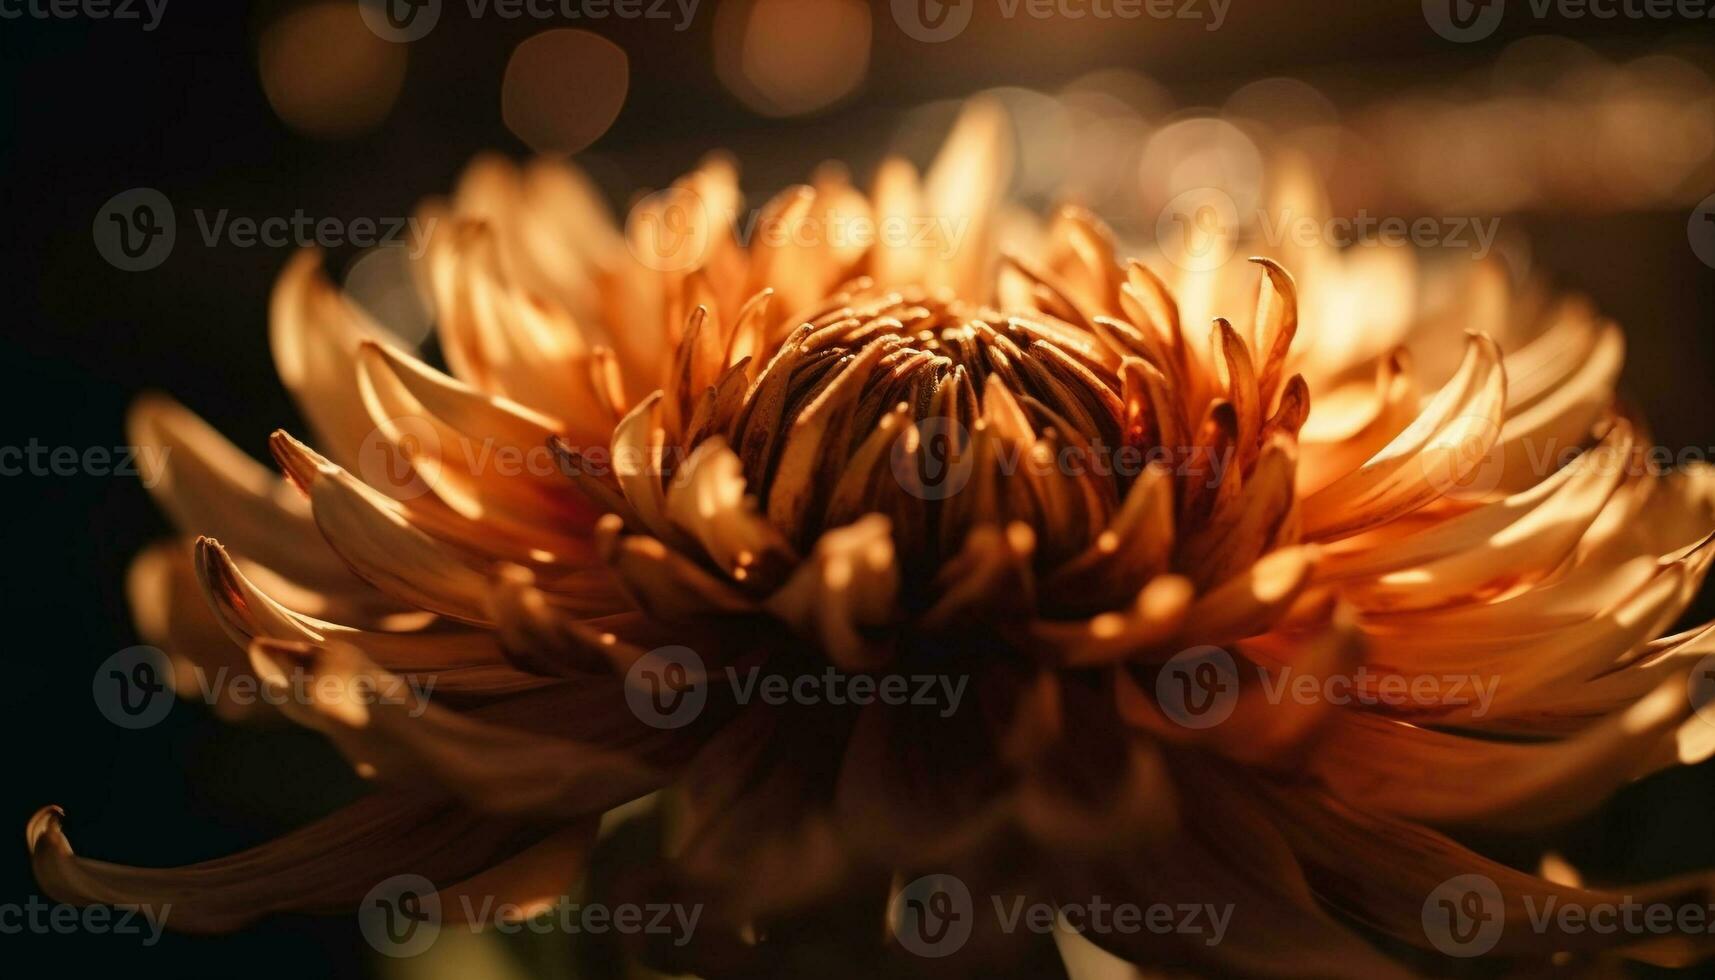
[718,288,1149,577]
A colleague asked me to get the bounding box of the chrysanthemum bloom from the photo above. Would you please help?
[31,103,1715,977]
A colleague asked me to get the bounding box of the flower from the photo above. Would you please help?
[30,100,1715,976]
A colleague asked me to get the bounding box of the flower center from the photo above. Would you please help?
[721,289,1143,581]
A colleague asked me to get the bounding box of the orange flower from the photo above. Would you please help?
[30,101,1715,976]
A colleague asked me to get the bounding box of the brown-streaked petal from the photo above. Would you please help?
[197,539,557,699]
[921,522,1037,631]
[763,514,899,671]
[1182,435,1297,588]
[1030,575,1193,667]
[834,695,1015,868]
[420,218,624,439]
[1075,764,1411,980]
[670,699,855,921]
[1118,260,1191,399]
[1266,784,1715,965]
[1115,605,1363,768]
[1182,546,1316,645]
[1010,672,1179,852]
[1041,461,1175,618]
[1302,333,1506,541]
[594,514,759,623]
[920,97,1010,304]
[1494,323,1623,493]
[666,437,796,592]
[246,638,668,820]
[439,820,599,925]
[1364,562,1688,722]
[270,249,402,475]
[1297,348,1418,497]
[610,392,691,548]
[487,563,761,680]
[1248,257,1299,412]
[127,394,377,597]
[270,431,497,624]
[766,337,891,547]
[127,539,268,722]
[356,340,595,546]
[27,795,548,933]
[1307,677,1695,831]
[1326,420,1632,612]
[1212,317,1261,457]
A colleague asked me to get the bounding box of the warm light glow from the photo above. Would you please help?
[714,0,870,117]
[501,30,630,155]
[257,2,406,139]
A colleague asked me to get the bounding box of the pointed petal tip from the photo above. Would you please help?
[25,805,66,853]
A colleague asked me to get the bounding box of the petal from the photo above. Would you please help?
[1310,678,1695,831]
[270,432,497,624]
[763,514,899,670]
[269,250,399,474]
[247,638,669,820]
[27,796,550,932]
[127,394,374,595]
[1302,333,1507,541]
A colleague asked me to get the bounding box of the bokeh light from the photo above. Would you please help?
[501,30,630,155]
[343,246,435,349]
[256,1,407,139]
[714,0,871,118]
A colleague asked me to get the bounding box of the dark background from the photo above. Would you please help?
[5,1,1715,976]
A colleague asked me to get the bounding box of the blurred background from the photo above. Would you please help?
[6,0,1715,976]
